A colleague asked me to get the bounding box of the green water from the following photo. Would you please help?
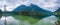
[0,14,59,25]
[11,15,58,25]
[12,15,39,24]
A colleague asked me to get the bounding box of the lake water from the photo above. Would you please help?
[0,15,58,25]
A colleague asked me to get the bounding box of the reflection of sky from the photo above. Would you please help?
[34,15,58,25]
[0,0,60,12]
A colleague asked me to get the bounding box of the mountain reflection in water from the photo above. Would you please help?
[0,15,58,25]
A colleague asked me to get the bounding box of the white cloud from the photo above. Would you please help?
[0,0,59,12]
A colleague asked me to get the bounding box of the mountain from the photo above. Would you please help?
[54,8,60,19]
[54,7,60,15]
[12,5,28,12]
[13,4,51,12]
[12,4,53,19]
[55,8,60,12]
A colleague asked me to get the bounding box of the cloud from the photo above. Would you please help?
[0,0,59,12]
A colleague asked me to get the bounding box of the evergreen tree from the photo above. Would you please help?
[0,9,2,18]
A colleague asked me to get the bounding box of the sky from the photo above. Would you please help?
[0,0,60,12]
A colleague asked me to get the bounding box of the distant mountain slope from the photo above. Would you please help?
[55,8,60,12]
